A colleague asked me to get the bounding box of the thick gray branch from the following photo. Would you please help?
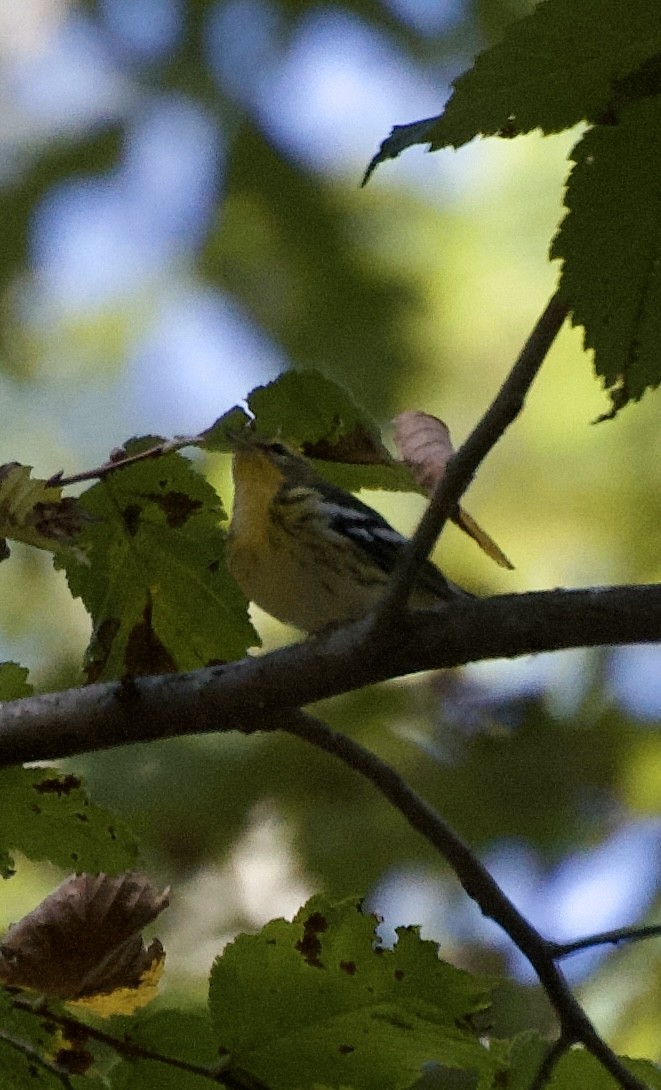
[0,583,658,767]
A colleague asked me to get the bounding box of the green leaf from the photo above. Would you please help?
[550,1047,661,1089]
[0,987,63,1088]
[552,98,661,415]
[485,1032,549,1090]
[200,406,251,453]
[57,440,258,681]
[209,895,494,1090]
[102,1010,220,1089]
[0,767,138,877]
[245,369,381,446]
[433,0,661,146]
[0,663,32,701]
[363,0,661,178]
[244,370,418,494]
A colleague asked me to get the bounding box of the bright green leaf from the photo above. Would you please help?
[0,767,138,877]
[246,369,381,446]
[552,98,661,415]
[57,440,258,681]
[209,895,494,1090]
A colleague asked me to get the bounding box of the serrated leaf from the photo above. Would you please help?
[552,98,661,414]
[363,0,661,178]
[209,895,494,1090]
[0,767,138,876]
[246,370,383,448]
[57,440,258,681]
[240,371,417,494]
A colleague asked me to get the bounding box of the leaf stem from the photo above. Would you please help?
[13,1000,265,1089]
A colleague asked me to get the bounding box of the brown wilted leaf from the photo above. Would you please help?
[393,411,514,570]
[0,872,169,1005]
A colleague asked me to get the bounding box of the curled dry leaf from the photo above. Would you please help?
[393,411,514,570]
[393,412,455,494]
[0,872,169,1007]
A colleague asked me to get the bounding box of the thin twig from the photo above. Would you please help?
[0,1027,74,1088]
[46,436,198,488]
[13,1000,264,1090]
[379,292,569,616]
[551,923,661,959]
[282,710,650,1090]
[528,1036,572,1090]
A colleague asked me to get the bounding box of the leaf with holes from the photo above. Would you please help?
[209,895,494,1090]
[57,438,258,681]
[0,766,138,877]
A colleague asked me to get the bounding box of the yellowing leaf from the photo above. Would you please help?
[69,942,166,1017]
[0,463,87,554]
[0,872,169,1011]
[452,508,514,571]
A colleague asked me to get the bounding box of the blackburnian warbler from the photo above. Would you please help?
[227,437,470,633]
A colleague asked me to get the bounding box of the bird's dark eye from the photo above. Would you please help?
[267,442,290,458]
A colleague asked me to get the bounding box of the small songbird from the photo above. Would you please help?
[227,437,469,633]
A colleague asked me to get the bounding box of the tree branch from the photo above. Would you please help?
[284,711,648,1090]
[13,1000,264,1090]
[528,1036,571,1090]
[381,292,569,614]
[0,584,659,768]
[551,923,661,960]
[46,435,198,488]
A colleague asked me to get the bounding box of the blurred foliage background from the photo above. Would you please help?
[0,0,660,1063]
